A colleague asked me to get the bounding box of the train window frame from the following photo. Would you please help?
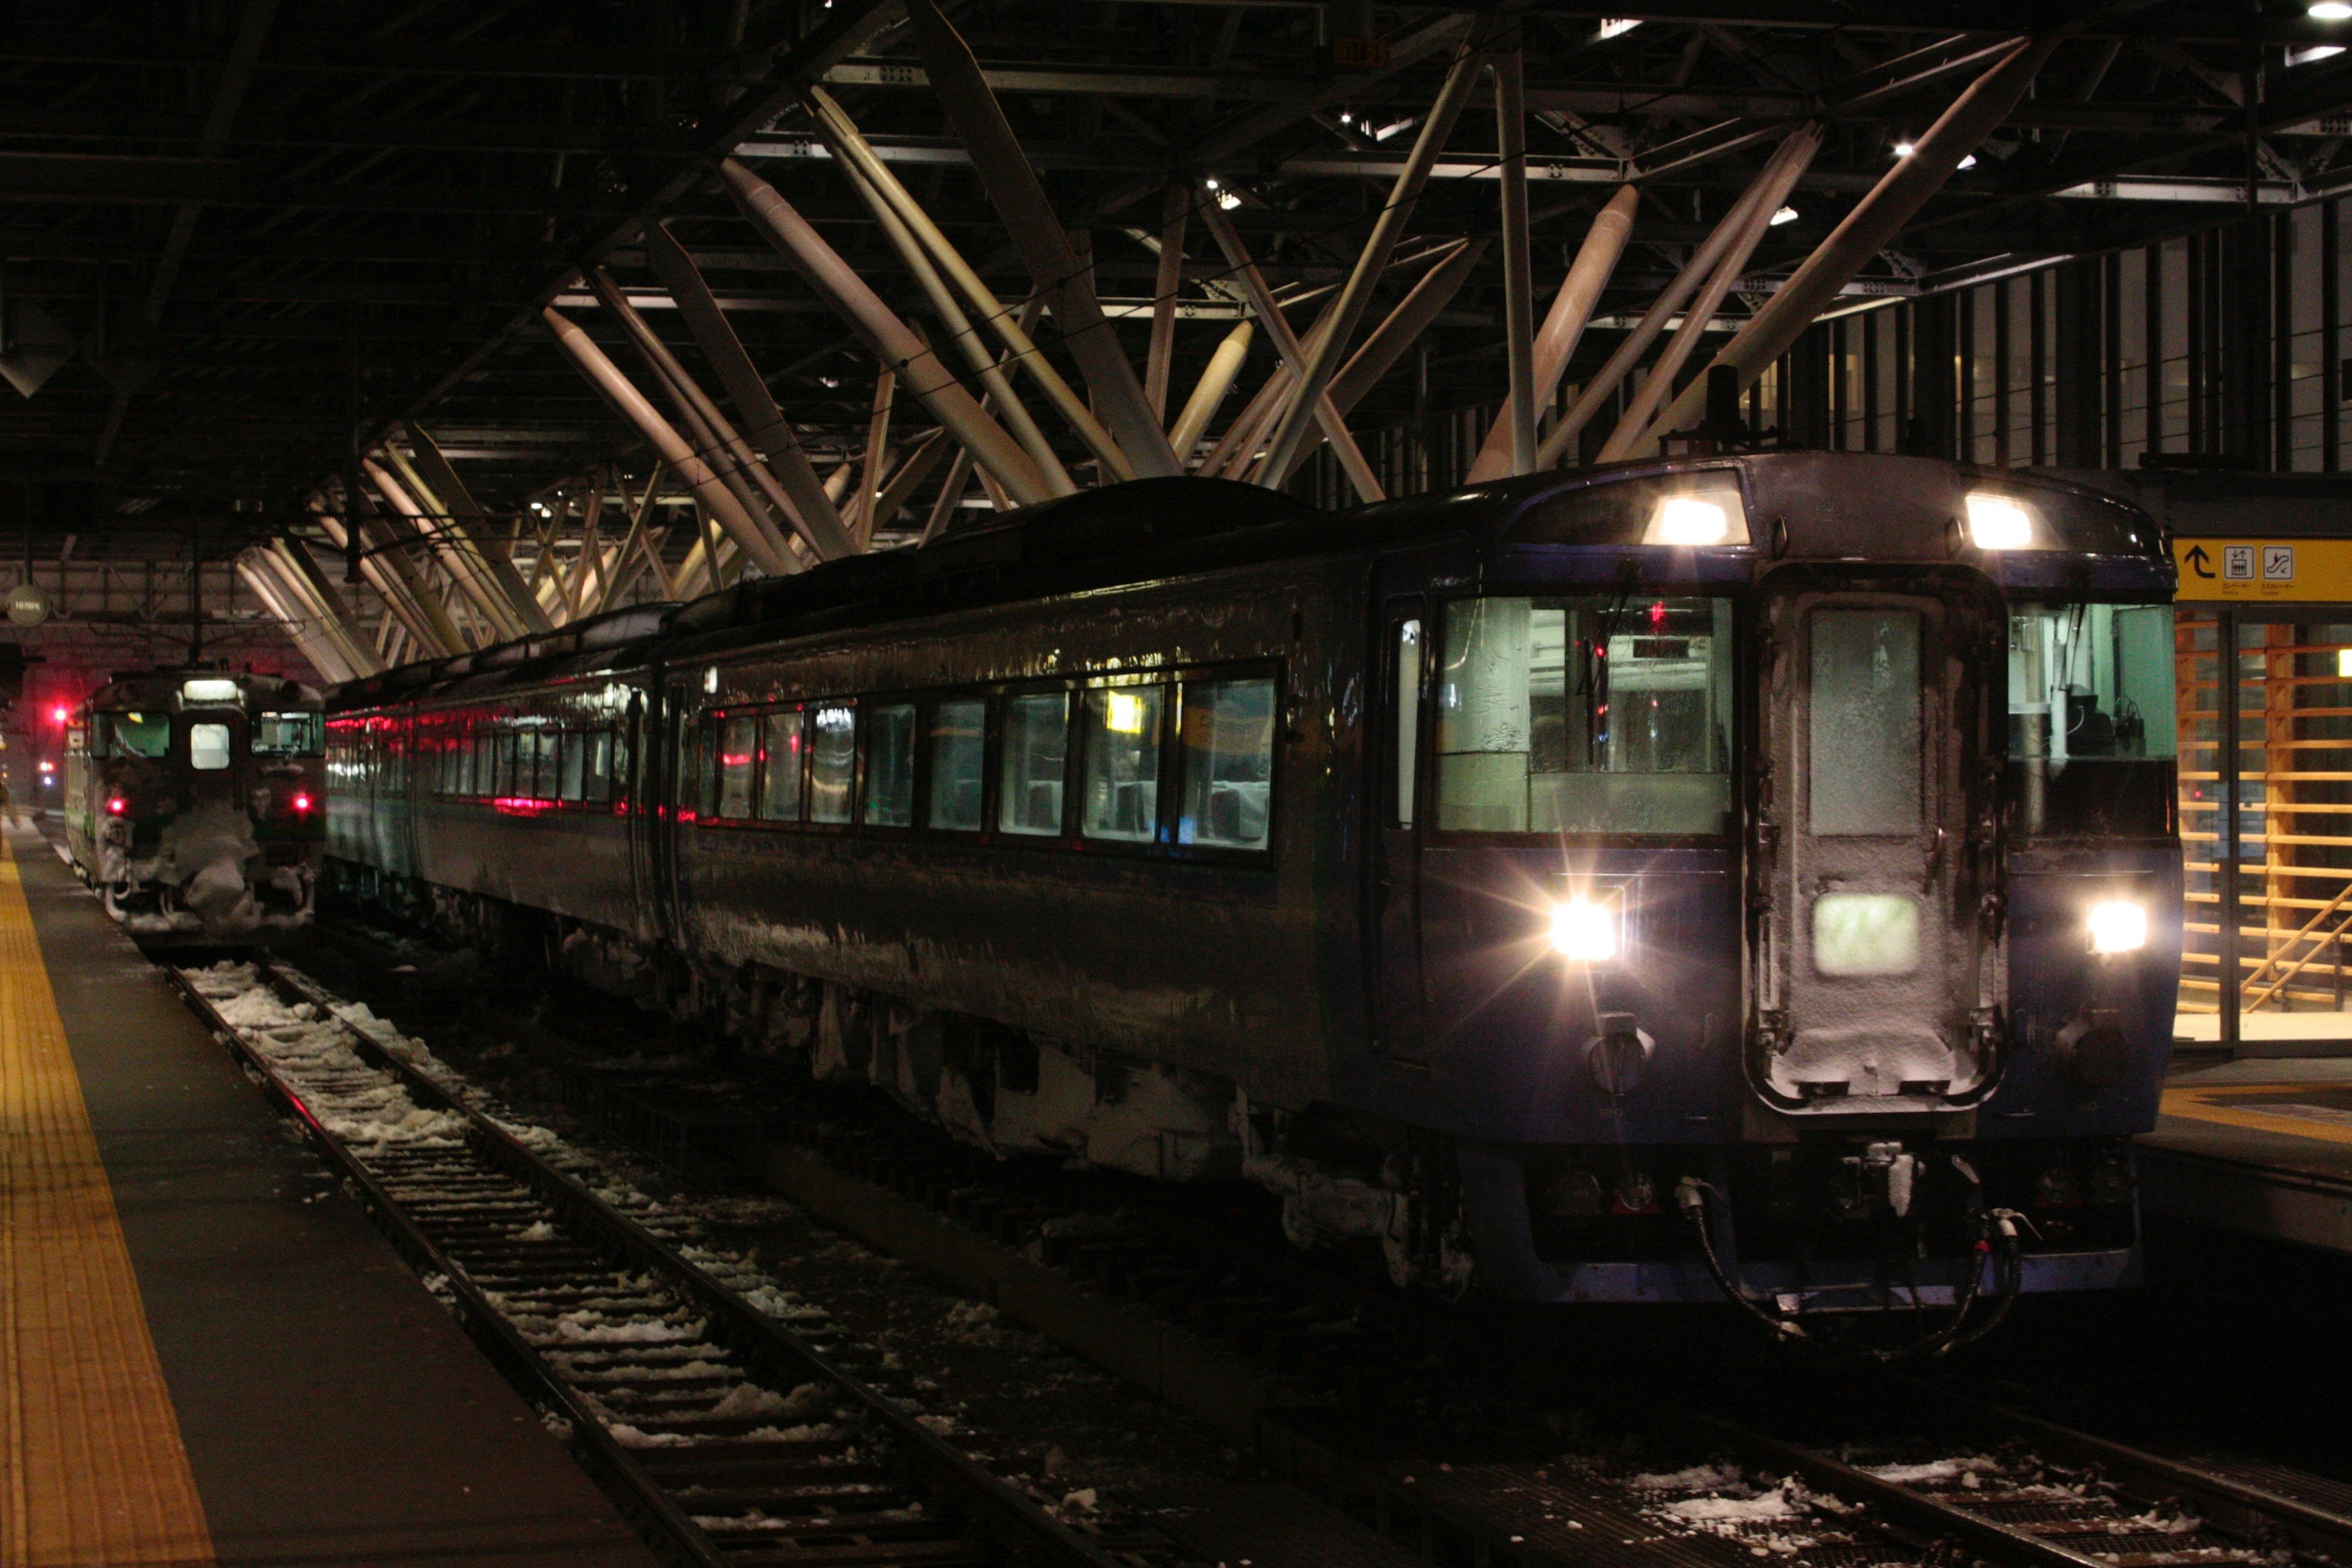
[1427,587,1740,848]
[560,728,589,803]
[1079,677,1171,845]
[189,721,235,772]
[925,695,989,834]
[859,699,920,831]
[760,707,806,823]
[997,685,1074,840]
[1174,674,1280,855]
[807,700,858,826]
[714,712,760,821]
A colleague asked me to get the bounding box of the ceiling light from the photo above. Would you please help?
[1894,140,1917,157]
[1204,175,1220,190]
[2311,2,2352,20]
[2289,42,2346,62]
[1338,110,1354,126]
[1770,205,1798,226]
[1596,18,1643,39]
[1218,190,1242,210]
[1958,154,1978,169]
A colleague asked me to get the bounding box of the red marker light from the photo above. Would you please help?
[51,704,70,725]
[292,793,313,813]
[105,796,127,816]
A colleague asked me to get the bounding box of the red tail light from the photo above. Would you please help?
[105,796,127,816]
[292,792,313,813]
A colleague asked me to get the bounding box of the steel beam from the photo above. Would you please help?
[394,426,554,635]
[1469,183,1640,481]
[1169,321,1254,462]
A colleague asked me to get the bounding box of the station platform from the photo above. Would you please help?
[2140,1049,2352,1259]
[0,820,660,1567]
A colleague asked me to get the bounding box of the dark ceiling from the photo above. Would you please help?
[6,0,2352,559]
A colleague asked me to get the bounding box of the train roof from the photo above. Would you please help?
[84,666,321,715]
[330,453,2166,712]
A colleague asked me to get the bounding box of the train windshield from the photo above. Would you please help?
[94,712,170,758]
[1437,594,1735,836]
[253,711,322,756]
[2008,601,2177,837]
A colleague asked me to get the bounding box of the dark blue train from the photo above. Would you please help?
[323,451,2179,1327]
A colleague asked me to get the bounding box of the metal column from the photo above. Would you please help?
[2220,608,2242,1054]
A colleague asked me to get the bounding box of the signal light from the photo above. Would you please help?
[50,704,69,725]
[292,792,313,813]
[105,796,127,816]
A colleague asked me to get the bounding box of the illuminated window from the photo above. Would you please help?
[717,715,758,818]
[189,723,233,772]
[928,699,986,831]
[999,692,1069,835]
[1178,679,1274,850]
[583,729,614,804]
[560,729,587,802]
[862,703,916,827]
[809,703,856,823]
[761,710,803,820]
[1082,685,1164,842]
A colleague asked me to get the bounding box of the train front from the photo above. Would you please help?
[1406,453,2177,1327]
[72,671,325,936]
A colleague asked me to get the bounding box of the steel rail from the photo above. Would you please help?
[169,958,1123,1568]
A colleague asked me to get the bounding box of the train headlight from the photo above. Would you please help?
[1964,492,2036,549]
[1550,897,1619,962]
[181,677,241,704]
[2087,899,2149,956]
[1642,484,1749,546]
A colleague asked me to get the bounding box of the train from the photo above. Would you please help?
[321,452,2180,1330]
[63,666,326,936]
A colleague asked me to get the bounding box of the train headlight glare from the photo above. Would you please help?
[1550,897,1619,962]
[1964,492,2035,549]
[2088,899,2149,955]
[1643,486,1748,546]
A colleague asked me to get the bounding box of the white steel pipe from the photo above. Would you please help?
[364,459,531,642]
[1169,320,1254,462]
[390,428,551,635]
[1493,47,1538,477]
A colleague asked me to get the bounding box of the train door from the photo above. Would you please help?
[1754,581,1998,1107]
[181,710,246,813]
[1372,598,1430,1058]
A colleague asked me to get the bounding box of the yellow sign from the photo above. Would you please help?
[2173,537,2352,602]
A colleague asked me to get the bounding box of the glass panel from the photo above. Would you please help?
[718,715,758,818]
[99,713,170,758]
[1082,686,1164,841]
[809,703,856,823]
[998,692,1069,835]
[253,711,322,755]
[1395,621,1421,827]
[189,723,233,771]
[561,730,587,801]
[862,703,917,826]
[584,730,612,803]
[492,733,514,797]
[527,732,552,799]
[761,710,804,820]
[1813,892,1923,976]
[1809,609,1921,836]
[466,734,484,797]
[1436,595,1735,834]
[1179,679,1275,850]
[928,699,986,831]
[2008,602,2178,836]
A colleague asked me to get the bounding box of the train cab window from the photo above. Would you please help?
[1000,692,1069,835]
[809,703,856,823]
[560,731,587,802]
[1437,595,1735,836]
[1810,610,1922,836]
[1082,685,1164,842]
[928,699,986,831]
[761,710,804,820]
[97,712,170,758]
[189,723,233,772]
[2008,602,2177,837]
[862,703,917,827]
[717,716,758,818]
[253,712,322,755]
[1178,679,1275,850]
[584,729,614,803]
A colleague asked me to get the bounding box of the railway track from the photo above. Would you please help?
[170,958,1135,1568]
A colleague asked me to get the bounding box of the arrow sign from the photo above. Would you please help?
[2184,543,2214,579]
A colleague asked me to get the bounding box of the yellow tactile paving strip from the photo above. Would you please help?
[0,834,214,1566]
[2162,1082,2352,1147]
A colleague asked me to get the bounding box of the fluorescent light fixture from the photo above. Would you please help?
[1596,17,1643,39]
[1642,486,1749,546]
[181,678,241,704]
[1894,140,1917,157]
[2088,899,2150,956]
[2337,647,2352,678]
[1218,191,1242,211]
[1770,205,1799,226]
[1958,154,1978,170]
[1965,491,2035,549]
[2311,1,2352,20]
[1550,897,1619,962]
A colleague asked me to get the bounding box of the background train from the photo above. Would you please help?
[64,666,325,936]
[322,453,2180,1322]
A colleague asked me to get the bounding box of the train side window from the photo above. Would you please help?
[254,712,321,756]
[809,703,856,823]
[1178,679,1275,850]
[999,692,1069,835]
[761,710,804,821]
[717,715,758,818]
[491,731,514,797]
[102,712,170,759]
[1395,620,1422,828]
[561,730,587,802]
[584,729,613,804]
[190,723,233,771]
[1081,685,1164,842]
[928,699,986,831]
[863,703,917,827]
